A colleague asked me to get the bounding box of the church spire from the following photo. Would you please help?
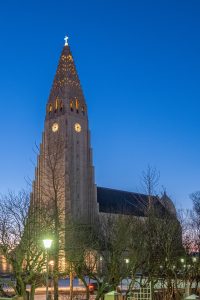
[48,36,85,105]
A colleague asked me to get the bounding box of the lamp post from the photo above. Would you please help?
[124,258,130,290]
[99,256,103,274]
[43,239,53,300]
[49,260,54,297]
[180,257,190,297]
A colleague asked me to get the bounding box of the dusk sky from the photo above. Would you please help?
[0,0,200,209]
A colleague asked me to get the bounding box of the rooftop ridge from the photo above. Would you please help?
[97,186,158,198]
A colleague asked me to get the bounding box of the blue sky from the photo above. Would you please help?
[0,0,200,209]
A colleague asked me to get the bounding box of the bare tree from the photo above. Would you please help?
[141,165,160,210]
[179,192,200,295]
[139,166,183,300]
[32,131,67,300]
[65,214,136,300]
[0,190,48,300]
[0,131,68,300]
[65,223,97,300]
[96,214,132,294]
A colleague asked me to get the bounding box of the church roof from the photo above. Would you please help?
[97,187,166,216]
[160,191,177,216]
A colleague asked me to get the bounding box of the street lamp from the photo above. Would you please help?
[43,239,53,300]
[125,258,130,264]
[192,257,197,263]
[124,259,130,290]
[180,258,185,264]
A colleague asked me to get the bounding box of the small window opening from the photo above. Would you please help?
[70,100,74,111]
[75,99,79,113]
[60,100,63,111]
[55,98,58,112]
[49,104,53,114]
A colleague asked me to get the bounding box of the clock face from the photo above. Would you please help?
[74,123,81,132]
[52,122,59,132]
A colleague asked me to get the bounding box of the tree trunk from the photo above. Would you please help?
[53,245,59,300]
[69,269,73,300]
[150,278,154,300]
[79,276,90,300]
[53,208,60,300]
[16,276,26,299]
[30,283,36,300]
[53,273,59,300]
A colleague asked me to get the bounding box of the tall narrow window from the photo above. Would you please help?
[49,104,53,113]
[55,98,59,111]
[70,100,74,111]
[75,99,79,113]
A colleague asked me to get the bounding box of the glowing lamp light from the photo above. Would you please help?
[43,239,53,249]
[49,260,54,266]
[125,258,130,264]
[193,257,197,263]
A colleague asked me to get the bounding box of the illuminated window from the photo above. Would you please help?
[49,104,53,113]
[75,99,79,113]
[55,98,59,111]
[70,100,74,111]
[67,54,73,62]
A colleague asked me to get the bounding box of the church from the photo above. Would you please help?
[31,36,175,226]
[0,36,176,274]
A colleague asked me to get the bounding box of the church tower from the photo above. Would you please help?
[31,37,98,236]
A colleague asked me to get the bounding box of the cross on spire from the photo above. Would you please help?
[64,35,69,46]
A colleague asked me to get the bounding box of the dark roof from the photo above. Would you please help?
[97,187,165,216]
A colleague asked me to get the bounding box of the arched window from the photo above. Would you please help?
[75,99,79,113]
[49,104,53,113]
[70,100,74,111]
